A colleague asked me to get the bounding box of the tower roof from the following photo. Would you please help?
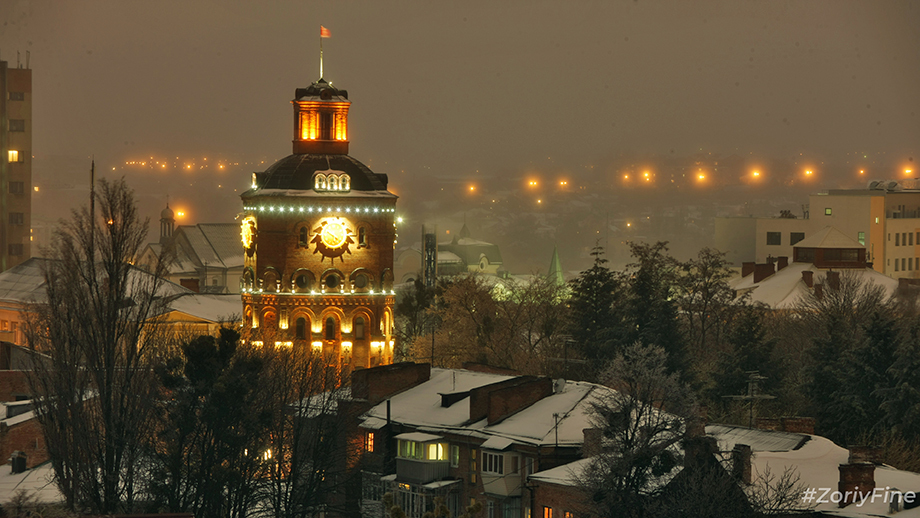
[294,78,349,102]
[244,154,390,195]
[160,204,174,220]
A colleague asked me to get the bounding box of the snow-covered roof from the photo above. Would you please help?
[708,424,920,517]
[730,263,898,309]
[359,368,603,448]
[0,463,60,504]
[160,293,242,323]
[794,226,864,249]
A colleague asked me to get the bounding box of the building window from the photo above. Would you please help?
[355,317,365,339]
[824,208,832,216]
[912,233,915,246]
[790,232,805,245]
[8,150,22,163]
[9,182,23,194]
[358,226,368,248]
[916,258,918,271]
[903,258,907,271]
[488,502,495,518]
[324,317,336,340]
[895,260,899,272]
[8,92,24,101]
[299,227,307,247]
[510,455,519,474]
[543,507,553,518]
[450,445,460,467]
[896,233,900,246]
[910,259,914,271]
[7,244,22,256]
[858,232,865,246]
[564,512,573,518]
[905,233,909,246]
[295,317,307,339]
[8,213,23,225]
[366,432,375,452]
[8,119,24,132]
[482,451,504,474]
[766,232,781,246]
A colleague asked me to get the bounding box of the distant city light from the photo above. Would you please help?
[469,185,475,191]
[697,174,705,180]
[559,180,567,186]
[33,186,39,192]
[537,199,542,204]
[859,169,865,174]
[177,211,185,217]
[528,180,538,187]
[752,171,760,177]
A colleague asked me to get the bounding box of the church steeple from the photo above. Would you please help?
[159,203,175,245]
[291,79,351,155]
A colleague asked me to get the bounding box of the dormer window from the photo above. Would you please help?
[314,173,351,193]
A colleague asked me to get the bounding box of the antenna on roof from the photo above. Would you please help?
[723,371,775,428]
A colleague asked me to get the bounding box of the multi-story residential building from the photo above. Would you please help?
[0,59,32,272]
[716,181,920,279]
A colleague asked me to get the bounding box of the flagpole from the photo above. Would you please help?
[319,30,324,79]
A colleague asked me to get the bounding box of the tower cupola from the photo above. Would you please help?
[292,79,351,155]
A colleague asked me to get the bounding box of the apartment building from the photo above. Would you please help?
[716,181,920,279]
[0,59,32,271]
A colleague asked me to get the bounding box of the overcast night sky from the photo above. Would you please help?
[2,1,919,268]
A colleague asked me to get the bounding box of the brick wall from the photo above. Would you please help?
[0,416,47,468]
[0,370,30,402]
[351,362,431,404]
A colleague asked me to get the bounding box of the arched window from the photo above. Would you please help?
[328,175,339,191]
[325,317,336,340]
[341,174,351,190]
[295,317,307,340]
[355,317,366,340]
[299,227,307,247]
[315,174,326,190]
[358,227,368,248]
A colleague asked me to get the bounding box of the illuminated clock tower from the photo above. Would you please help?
[240,77,397,369]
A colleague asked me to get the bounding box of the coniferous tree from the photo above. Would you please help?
[566,246,620,363]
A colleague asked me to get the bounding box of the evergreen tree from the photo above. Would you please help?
[566,246,620,362]
[711,304,779,401]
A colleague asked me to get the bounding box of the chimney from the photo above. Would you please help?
[755,417,781,431]
[583,428,603,457]
[780,417,815,435]
[753,263,776,283]
[848,446,883,464]
[732,444,753,485]
[815,283,824,300]
[351,362,431,405]
[827,271,840,291]
[469,376,553,425]
[742,262,756,277]
[682,436,718,471]
[801,270,814,287]
[838,463,875,508]
[777,256,789,271]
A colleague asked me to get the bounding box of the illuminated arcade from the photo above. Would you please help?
[240,75,397,369]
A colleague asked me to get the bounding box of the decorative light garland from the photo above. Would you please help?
[242,205,395,214]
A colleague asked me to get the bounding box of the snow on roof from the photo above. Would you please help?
[709,425,920,517]
[730,263,898,309]
[528,457,592,486]
[0,258,47,305]
[794,226,864,249]
[161,293,242,323]
[394,432,444,443]
[0,462,61,504]
[480,436,515,451]
[360,368,604,447]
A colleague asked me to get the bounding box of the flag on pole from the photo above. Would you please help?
[320,26,331,38]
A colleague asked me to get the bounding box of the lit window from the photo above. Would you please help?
[7,150,21,163]
[314,174,327,190]
[825,208,832,216]
[366,432,375,452]
[858,232,865,246]
[543,507,553,518]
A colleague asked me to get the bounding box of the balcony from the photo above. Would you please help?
[396,457,450,485]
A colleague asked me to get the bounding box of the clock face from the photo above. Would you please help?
[311,218,354,262]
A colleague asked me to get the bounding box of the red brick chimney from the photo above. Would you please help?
[838,463,875,508]
[827,271,840,291]
[777,256,789,271]
[732,444,752,485]
[753,263,775,283]
[802,270,814,287]
[742,262,755,277]
[469,376,553,425]
[351,362,431,405]
[815,283,824,299]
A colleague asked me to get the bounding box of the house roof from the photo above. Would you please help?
[158,293,242,323]
[794,226,864,249]
[243,154,392,194]
[0,258,192,307]
[730,263,898,309]
[176,224,245,270]
[0,462,60,504]
[360,368,602,448]
[708,424,920,517]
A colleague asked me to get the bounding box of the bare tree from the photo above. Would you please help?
[25,178,173,514]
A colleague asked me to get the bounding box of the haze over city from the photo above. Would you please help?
[2,0,918,271]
